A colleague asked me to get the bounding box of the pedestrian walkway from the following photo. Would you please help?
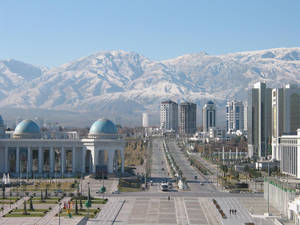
[35,197,71,225]
[217,197,254,225]
[0,196,29,217]
[110,179,119,193]
[174,197,188,225]
[86,198,124,225]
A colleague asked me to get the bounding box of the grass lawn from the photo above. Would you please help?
[118,186,142,192]
[57,208,100,218]
[12,181,78,192]
[4,208,48,217]
[71,197,107,205]
[13,209,48,213]
[91,199,107,204]
[26,200,59,204]
[0,197,20,200]
[25,197,61,204]
[4,213,46,217]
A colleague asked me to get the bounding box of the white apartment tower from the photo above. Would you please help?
[202,101,216,132]
[160,100,178,131]
[142,113,149,128]
[225,100,244,133]
[243,102,248,131]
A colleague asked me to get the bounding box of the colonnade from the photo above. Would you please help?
[4,145,82,177]
[3,145,125,177]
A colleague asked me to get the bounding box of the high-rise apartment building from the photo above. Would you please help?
[202,101,216,132]
[142,113,149,127]
[179,102,197,134]
[272,84,300,160]
[247,82,272,159]
[225,100,244,133]
[160,100,178,131]
[243,102,248,132]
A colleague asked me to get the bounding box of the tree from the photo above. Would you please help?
[23,200,27,215]
[29,197,34,210]
[75,199,78,215]
[45,188,48,199]
[88,186,91,200]
[40,190,43,201]
[2,184,5,199]
[80,199,83,209]
[220,165,228,177]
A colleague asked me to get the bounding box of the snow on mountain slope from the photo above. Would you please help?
[0,48,300,125]
[0,59,45,100]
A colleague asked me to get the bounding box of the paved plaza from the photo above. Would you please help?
[109,196,276,225]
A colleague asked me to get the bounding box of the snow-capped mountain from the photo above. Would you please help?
[0,48,300,126]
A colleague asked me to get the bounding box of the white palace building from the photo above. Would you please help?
[0,117,126,178]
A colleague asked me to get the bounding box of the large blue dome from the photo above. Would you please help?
[14,119,40,134]
[207,100,214,104]
[89,119,117,135]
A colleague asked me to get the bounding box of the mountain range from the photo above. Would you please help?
[0,47,300,127]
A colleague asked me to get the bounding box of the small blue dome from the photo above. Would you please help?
[14,119,40,134]
[89,119,117,134]
[207,100,214,104]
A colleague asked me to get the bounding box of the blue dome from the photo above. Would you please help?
[89,119,117,134]
[207,100,214,104]
[14,119,40,134]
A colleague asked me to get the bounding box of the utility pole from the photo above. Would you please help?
[58,202,62,225]
[267,162,270,215]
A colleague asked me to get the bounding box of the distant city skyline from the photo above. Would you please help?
[1,1,300,66]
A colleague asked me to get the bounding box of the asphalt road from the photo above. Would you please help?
[165,138,217,192]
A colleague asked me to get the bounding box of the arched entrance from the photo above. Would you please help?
[113,150,121,175]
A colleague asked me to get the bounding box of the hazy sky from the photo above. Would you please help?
[1,0,300,66]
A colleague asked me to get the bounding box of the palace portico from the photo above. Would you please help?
[0,118,126,178]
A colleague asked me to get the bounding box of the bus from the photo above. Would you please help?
[160,183,169,191]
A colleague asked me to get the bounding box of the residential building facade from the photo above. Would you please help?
[179,102,197,134]
[160,100,178,131]
[247,82,272,159]
[225,100,244,133]
[202,101,216,132]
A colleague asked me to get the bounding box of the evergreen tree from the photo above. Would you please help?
[88,186,91,200]
[40,190,43,201]
[80,199,83,209]
[29,197,34,210]
[45,188,48,199]
[2,184,5,199]
[75,199,78,215]
[23,200,27,215]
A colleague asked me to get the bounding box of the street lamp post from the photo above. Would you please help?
[58,202,62,225]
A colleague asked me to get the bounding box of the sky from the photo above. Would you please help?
[1,0,300,67]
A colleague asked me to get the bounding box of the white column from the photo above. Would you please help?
[61,147,65,177]
[50,147,54,174]
[4,145,8,173]
[27,147,31,175]
[82,148,86,175]
[16,146,20,174]
[93,150,98,173]
[38,147,43,174]
[121,150,125,173]
[107,150,114,173]
[72,146,76,174]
